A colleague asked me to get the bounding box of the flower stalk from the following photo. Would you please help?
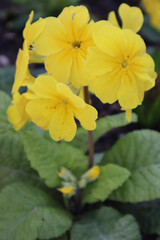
[83,86,94,168]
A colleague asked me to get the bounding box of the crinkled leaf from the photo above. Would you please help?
[82,164,130,204]
[71,206,141,240]
[71,113,137,151]
[22,131,88,188]
[102,130,160,202]
[0,183,72,240]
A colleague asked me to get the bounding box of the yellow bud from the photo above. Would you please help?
[89,166,100,179]
[58,186,74,195]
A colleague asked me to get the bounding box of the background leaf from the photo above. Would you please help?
[22,131,88,188]
[82,164,130,204]
[101,130,160,202]
[0,183,72,240]
[71,113,137,152]
[71,206,141,240]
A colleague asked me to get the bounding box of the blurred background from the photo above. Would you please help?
[1,0,160,134]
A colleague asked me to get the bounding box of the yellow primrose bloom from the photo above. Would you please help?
[142,0,160,31]
[58,186,74,195]
[11,41,34,94]
[7,92,30,130]
[88,166,100,179]
[34,5,98,89]
[86,23,156,111]
[25,75,97,142]
[108,3,143,33]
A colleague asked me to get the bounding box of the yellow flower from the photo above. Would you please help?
[58,186,74,195]
[142,0,160,31]
[25,75,97,142]
[7,92,30,130]
[11,41,34,94]
[34,5,98,88]
[86,23,156,111]
[88,166,100,179]
[108,3,144,33]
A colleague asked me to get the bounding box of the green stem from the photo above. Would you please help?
[83,86,94,168]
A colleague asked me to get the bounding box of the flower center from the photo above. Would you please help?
[63,99,68,105]
[121,60,128,68]
[72,40,81,49]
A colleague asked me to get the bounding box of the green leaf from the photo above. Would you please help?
[102,130,160,202]
[82,164,130,204]
[71,113,137,151]
[0,90,12,125]
[0,183,72,240]
[0,66,15,94]
[71,206,141,240]
[0,130,44,190]
[111,200,160,235]
[22,131,88,188]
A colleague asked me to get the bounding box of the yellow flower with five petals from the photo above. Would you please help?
[34,6,98,89]
[25,75,97,142]
[86,23,156,116]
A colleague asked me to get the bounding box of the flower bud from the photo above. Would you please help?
[78,166,101,189]
[58,167,76,182]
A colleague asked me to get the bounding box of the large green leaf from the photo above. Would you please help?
[0,131,44,190]
[82,164,130,204]
[0,183,72,240]
[71,206,141,240]
[101,130,160,202]
[0,91,43,189]
[22,131,88,188]
[71,113,137,151]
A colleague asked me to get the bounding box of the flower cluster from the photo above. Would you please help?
[8,4,157,141]
[142,0,160,31]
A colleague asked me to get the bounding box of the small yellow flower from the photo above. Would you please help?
[142,0,160,31]
[108,3,144,33]
[88,166,100,179]
[86,23,156,112]
[7,92,30,130]
[58,186,74,195]
[34,6,100,88]
[25,75,97,142]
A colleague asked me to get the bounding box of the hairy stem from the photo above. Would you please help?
[83,86,94,168]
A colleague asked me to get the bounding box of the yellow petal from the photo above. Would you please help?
[23,11,46,47]
[118,74,142,109]
[86,46,115,76]
[26,99,55,129]
[74,104,97,130]
[108,11,120,27]
[119,3,144,33]
[29,75,58,98]
[34,17,67,56]
[90,68,122,104]
[58,5,90,40]
[12,41,29,93]
[93,24,127,58]
[124,29,146,58]
[7,92,29,130]
[45,49,73,83]
[70,51,91,88]
[49,105,77,142]
[57,83,85,109]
